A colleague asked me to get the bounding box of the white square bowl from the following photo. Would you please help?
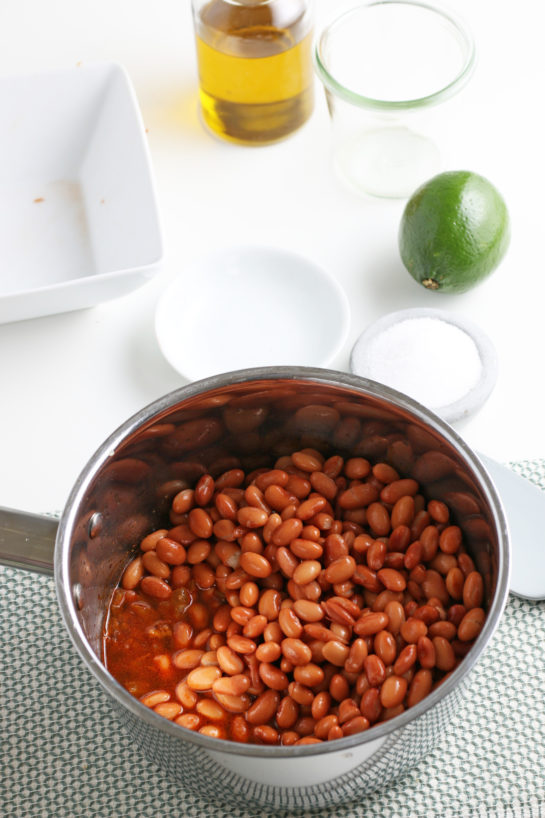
[0,62,163,323]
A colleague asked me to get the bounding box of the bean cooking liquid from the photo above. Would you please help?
[194,0,314,144]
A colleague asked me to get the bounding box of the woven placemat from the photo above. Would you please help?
[2,461,545,818]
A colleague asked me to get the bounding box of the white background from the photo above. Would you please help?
[0,0,542,514]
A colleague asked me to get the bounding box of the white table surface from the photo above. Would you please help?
[0,0,542,516]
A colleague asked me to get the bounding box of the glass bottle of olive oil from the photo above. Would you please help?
[191,0,314,145]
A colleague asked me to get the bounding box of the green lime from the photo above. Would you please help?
[399,170,510,294]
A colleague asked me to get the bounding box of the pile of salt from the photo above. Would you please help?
[350,310,497,422]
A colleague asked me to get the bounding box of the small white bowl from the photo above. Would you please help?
[155,246,350,381]
[0,63,163,324]
[350,307,498,424]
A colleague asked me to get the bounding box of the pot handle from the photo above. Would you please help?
[0,507,58,576]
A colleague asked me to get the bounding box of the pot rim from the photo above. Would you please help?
[55,365,510,758]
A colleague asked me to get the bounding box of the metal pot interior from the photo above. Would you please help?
[56,367,508,755]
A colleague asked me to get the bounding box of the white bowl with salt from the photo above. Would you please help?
[350,308,498,424]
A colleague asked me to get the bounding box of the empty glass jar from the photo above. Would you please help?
[314,1,476,198]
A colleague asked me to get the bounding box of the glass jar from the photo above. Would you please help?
[314,1,476,198]
[191,0,314,145]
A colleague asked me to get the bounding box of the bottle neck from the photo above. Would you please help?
[222,0,274,5]
[194,0,313,43]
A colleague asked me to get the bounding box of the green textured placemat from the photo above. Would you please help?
[2,462,545,818]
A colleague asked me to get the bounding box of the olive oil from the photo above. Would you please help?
[193,0,314,145]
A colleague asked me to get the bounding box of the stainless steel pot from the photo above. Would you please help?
[0,367,510,811]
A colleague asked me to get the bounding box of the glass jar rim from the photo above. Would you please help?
[314,0,476,111]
